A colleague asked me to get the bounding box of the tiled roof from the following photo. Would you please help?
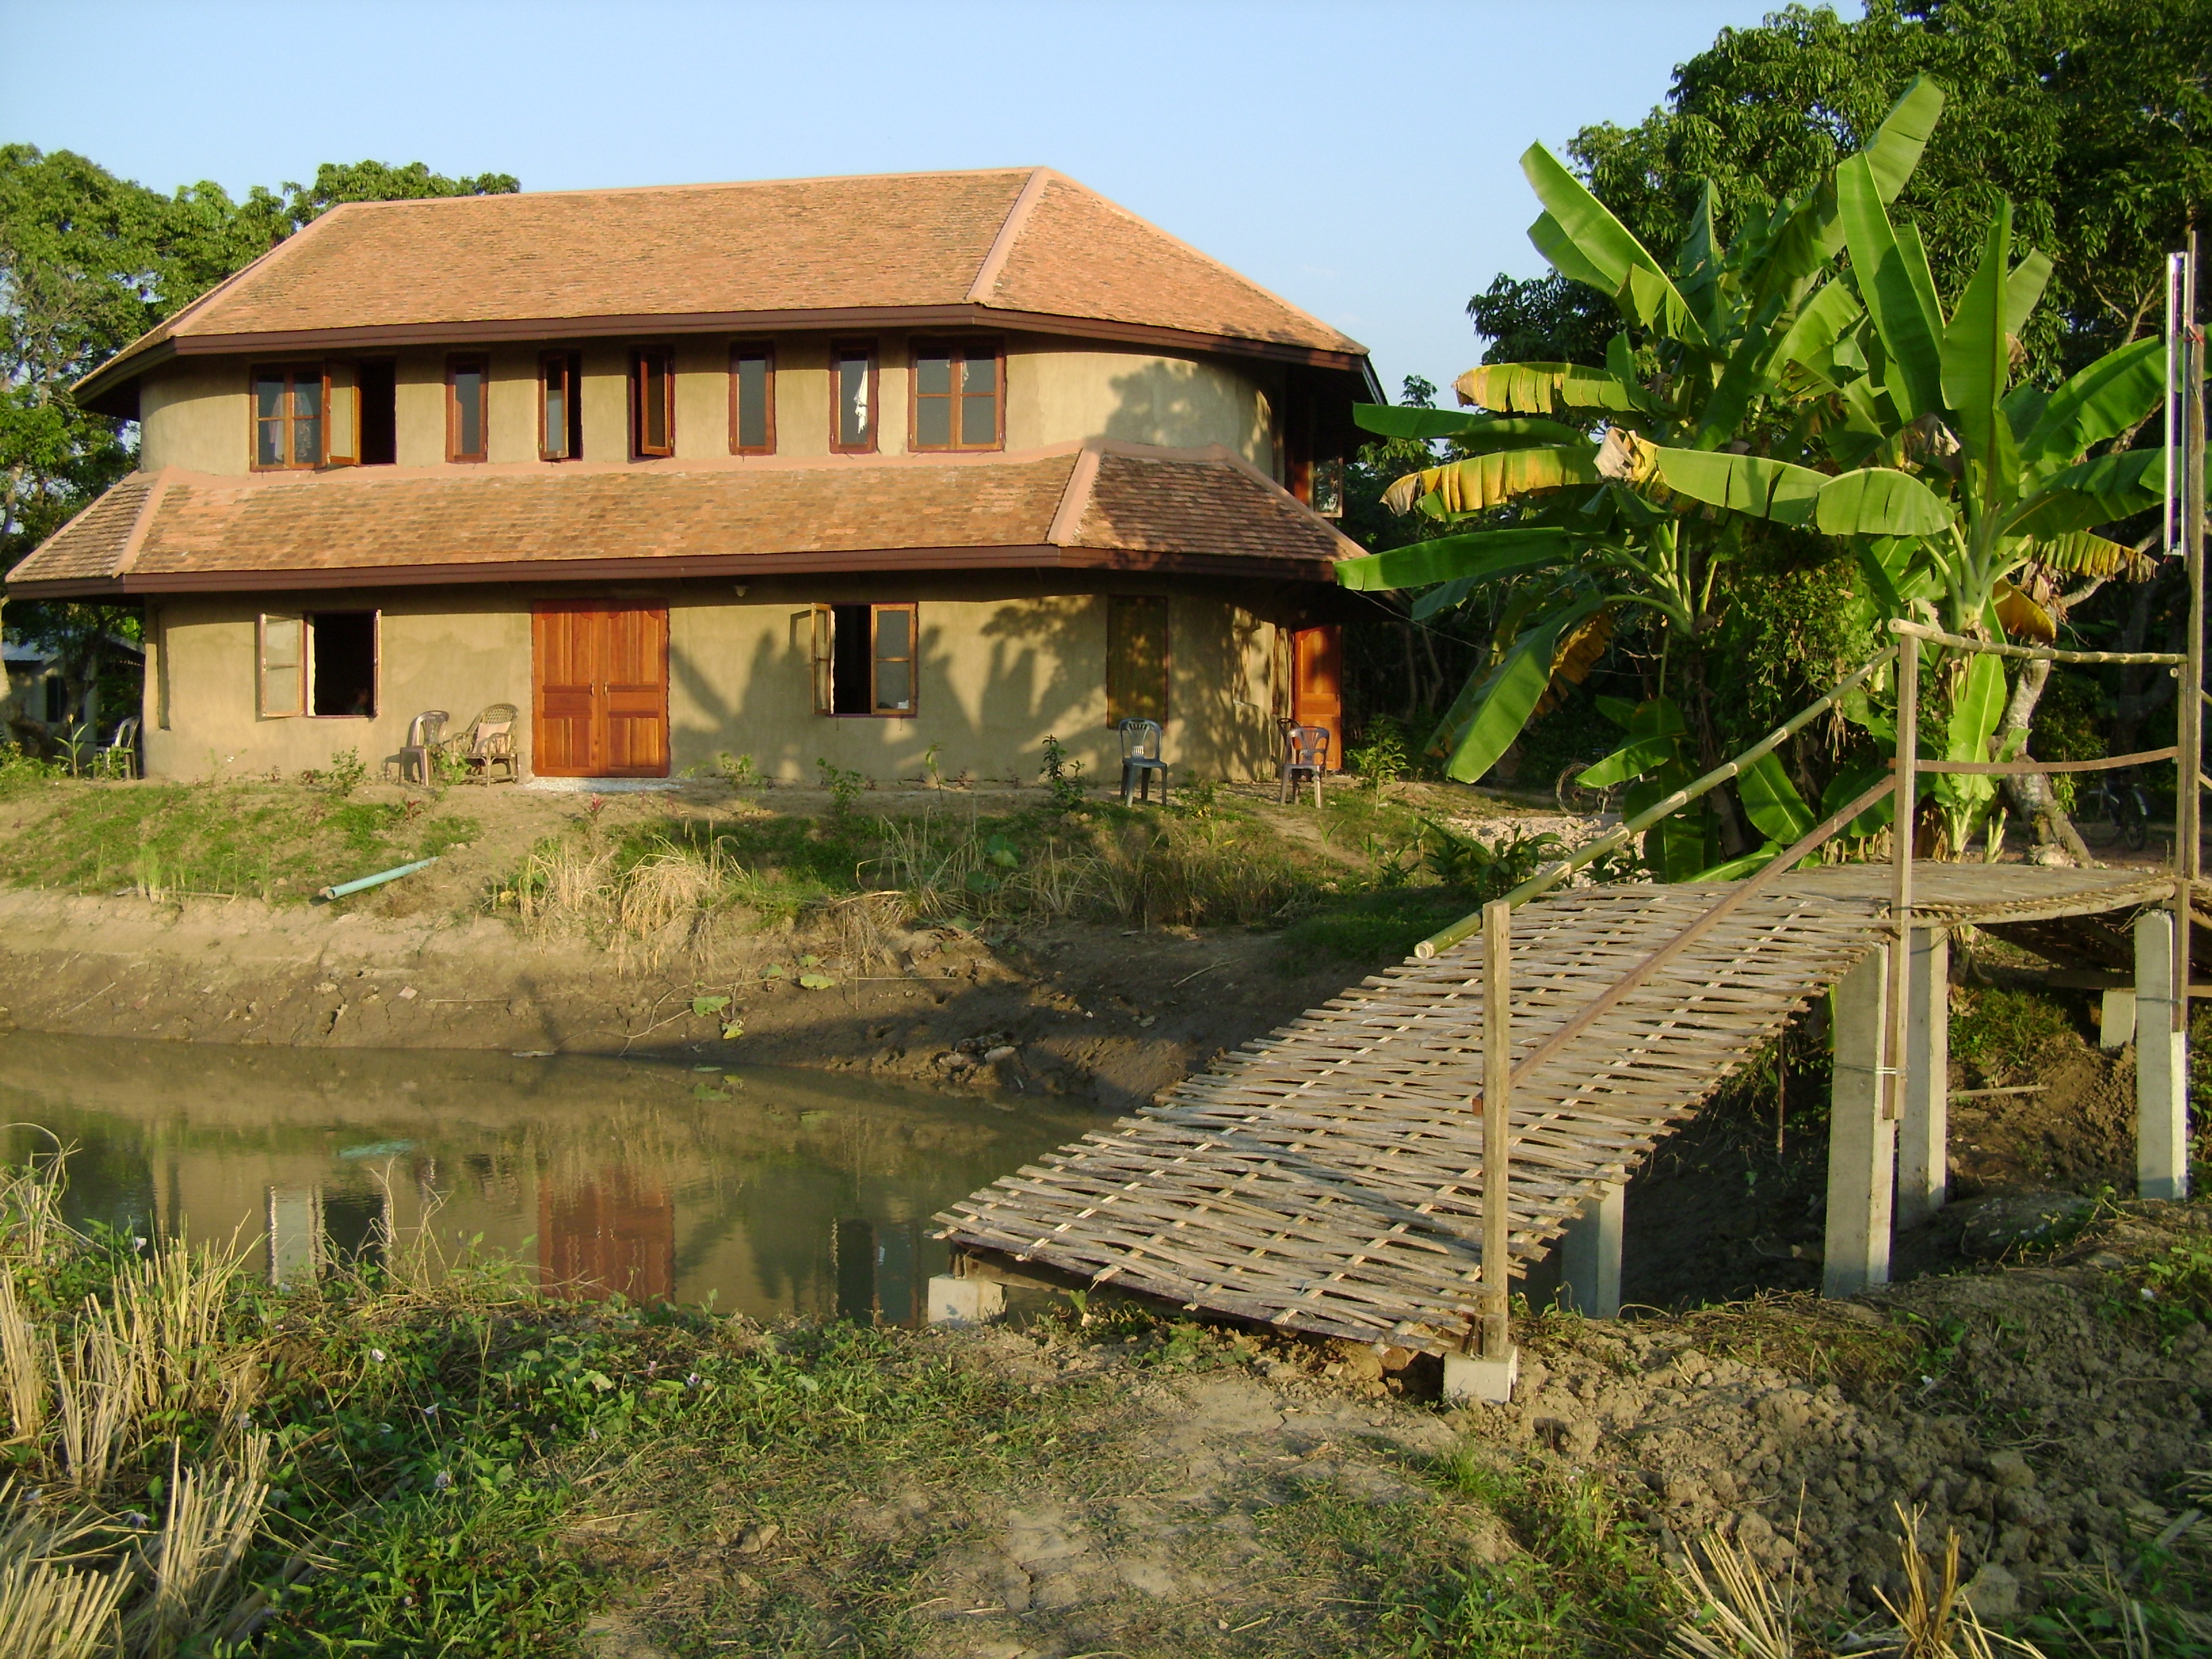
[6,447,1358,594]
[3,472,156,582]
[82,169,1364,401]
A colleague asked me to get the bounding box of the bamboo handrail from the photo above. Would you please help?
[1412,647,1899,958]
[1888,618,2185,666]
[1499,773,1901,1096]
[1920,747,2178,775]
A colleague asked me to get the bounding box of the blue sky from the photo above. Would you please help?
[3,1,1814,395]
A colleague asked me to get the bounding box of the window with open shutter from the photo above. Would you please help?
[811,603,919,716]
[633,346,675,457]
[258,613,304,718]
[324,362,359,466]
[729,344,775,454]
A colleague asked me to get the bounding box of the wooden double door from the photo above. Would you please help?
[533,605,670,778]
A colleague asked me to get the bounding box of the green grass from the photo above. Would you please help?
[1273,885,1476,966]
[0,779,476,901]
[1948,983,2081,1075]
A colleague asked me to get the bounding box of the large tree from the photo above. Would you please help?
[0,148,516,739]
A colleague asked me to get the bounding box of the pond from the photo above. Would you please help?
[0,1032,1094,1324]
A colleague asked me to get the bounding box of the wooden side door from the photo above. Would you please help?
[1290,625,1343,744]
[601,607,670,777]
[533,606,600,777]
[531,605,670,779]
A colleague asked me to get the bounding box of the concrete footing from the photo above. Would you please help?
[1824,946,1894,1297]
[1559,1183,1623,1319]
[1442,1347,1519,1404]
[1897,927,1950,1231]
[925,1274,1005,1326]
[2135,911,2191,1200]
[2100,987,2137,1052]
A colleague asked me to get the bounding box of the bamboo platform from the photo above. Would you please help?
[934,863,2175,1354]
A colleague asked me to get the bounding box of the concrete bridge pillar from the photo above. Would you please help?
[1896,927,1950,1231]
[2135,909,2191,1200]
[1824,946,1893,1297]
[1558,1181,1623,1319]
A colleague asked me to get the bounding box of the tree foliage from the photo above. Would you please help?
[0,147,516,733]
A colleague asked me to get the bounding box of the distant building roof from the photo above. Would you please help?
[78,168,1370,411]
[5,445,1361,596]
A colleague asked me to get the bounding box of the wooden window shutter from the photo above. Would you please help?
[324,362,359,466]
[870,602,917,715]
[810,604,834,715]
[1105,596,1169,727]
[258,613,304,718]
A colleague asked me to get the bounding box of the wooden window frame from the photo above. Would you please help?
[249,364,325,471]
[809,602,919,718]
[304,609,382,720]
[727,342,777,455]
[632,345,676,459]
[446,354,489,464]
[829,339,879,454]
[257,611,305,718]
[908,337,1004,453]
[539,350,583,462]
[1105,594,1171,729]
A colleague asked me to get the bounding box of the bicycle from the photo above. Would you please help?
[2084,768,2150,851]
[1555,761,1622,816]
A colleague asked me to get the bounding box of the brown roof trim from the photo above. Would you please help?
[1046,445,1103,546]
[9,543,1338,600]
[968,167,1053,303]
[110,469,173,577]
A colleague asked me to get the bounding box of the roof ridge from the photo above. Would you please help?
[315,165,1041,213]
[1046,442,1103,546]
[966,167,1055,304]
[111,470,175,577]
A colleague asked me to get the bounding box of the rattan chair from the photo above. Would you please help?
[455,703,519,785]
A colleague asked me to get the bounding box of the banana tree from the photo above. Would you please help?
[1606,171,2171,852]
[1336,76,1949,792]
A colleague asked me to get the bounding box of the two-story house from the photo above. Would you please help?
[9,167,1373,785]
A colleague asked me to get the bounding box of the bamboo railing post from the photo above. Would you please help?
[1890,628,1919,1124]
[1481,898,1512,1361]
[2176,232,2204,1037]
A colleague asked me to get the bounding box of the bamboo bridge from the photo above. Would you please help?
[930,611,2205,1397]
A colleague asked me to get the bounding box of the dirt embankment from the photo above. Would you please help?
[0,884,1359,1113]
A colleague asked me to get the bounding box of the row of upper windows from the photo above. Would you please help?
[249,338,1005,471]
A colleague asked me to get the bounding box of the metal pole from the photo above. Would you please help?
[2177,234,2204,1032]
[1481,898,1512,1359]
[1890,632,1919,1120]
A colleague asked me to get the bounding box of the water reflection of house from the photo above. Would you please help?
[540,1169,676,1302]
[266,1183,394,1286]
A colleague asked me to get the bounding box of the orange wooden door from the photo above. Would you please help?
[532,605,669,779]
[1290,626,1343,743]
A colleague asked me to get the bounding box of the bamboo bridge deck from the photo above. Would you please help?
[934,864,2179,1355]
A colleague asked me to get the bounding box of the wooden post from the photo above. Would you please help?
[1481,897,1513,1359]
[2177,233,2204,1047]
[1890,629,1918,1130]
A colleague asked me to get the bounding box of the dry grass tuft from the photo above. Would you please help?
[1666,1528,1802,1658]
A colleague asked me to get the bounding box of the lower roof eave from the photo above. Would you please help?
[5,544,1343,599]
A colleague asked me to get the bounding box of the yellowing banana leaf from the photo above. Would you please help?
[1639,443,1827,525]
[1993,578,2056,642]
[1352,405,1586,445]
[1383,446,1600,516]
[1814,467,1951,537]
[1531,607,1614,718]
[2028,529,2138,577]
[1455,361,1652,417]
[1738,751,1816,844]
[1335,525,1588,591]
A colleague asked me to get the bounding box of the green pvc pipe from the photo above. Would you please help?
[318,857,439,902]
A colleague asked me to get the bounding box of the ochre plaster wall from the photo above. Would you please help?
[138,577,1284,787]
[129,334,1277,476]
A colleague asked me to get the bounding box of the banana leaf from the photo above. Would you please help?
[1335,525,1589,592]
[1454,361,1653,417]
[2006,447,2165,537]
[1352,405,1586,446]
[1738,750,1816,842]
[1815,467,1952,537]
[1642,445,1826,524]
[1822,761,1897,837]
[1839,155,1945,421]
[1626,760,1717,881]
[1578,734,1679,789]
[1691,844,1782,882]
[1940,203,2015,499]
[1521,143,1706,346]
[1435,594,1610,783]
[1387,446,1601,515]
[2004,249,2054,338]
[2016,338,2165,486]
[1595,695,1638,730]
[1411,577,1479,621]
